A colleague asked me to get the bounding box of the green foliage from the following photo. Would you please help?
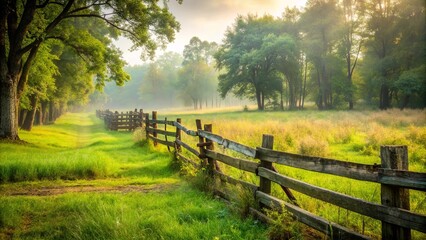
[215,15,293,110]
[20,43,59,110]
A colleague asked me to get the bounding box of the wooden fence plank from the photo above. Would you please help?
[198,130,256,158]
[249,207,272,224]
[256,147,379,182]
[256,191,370,240]
[378,168,426,191]
[204,149,259,173]
[149,119,175,125]
[146,127,176,137]
[147,135,175,148]
[176,152,200,168]
[214,170,258,192]
[174,121,198,136]
[175,139,200,157]
[257,167,426,232]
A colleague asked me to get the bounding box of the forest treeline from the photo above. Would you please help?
[97,0,426,111]
[221,0,424,111]
[1,0,424,140]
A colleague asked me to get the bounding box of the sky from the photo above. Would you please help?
[114,0,307,66]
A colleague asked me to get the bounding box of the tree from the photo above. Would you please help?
[363,0,400,110]
[20,43,58,130]
[215,15,291,110]
[179,37,217,110]
[0,0,182,140]
[392,0,426,109]
[338,0,365,109]
[300,0,345,109]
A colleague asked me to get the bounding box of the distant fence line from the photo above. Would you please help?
[96,109,145,131]
[96,109,426,240]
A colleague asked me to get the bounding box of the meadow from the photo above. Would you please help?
[1,109,424,239]
[160,108,426,239]
[0,113,267,239]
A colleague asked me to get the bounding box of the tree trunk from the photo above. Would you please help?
[49,101,54,122]
[316,68,324,110]
[280,85,284,111]
[42,101,49,124]
[301,59,308,110]
[0,74,19,140]
[19,109,27,128]
[380,84,390,110]
[21,95,38,131]
[256,88,263,110]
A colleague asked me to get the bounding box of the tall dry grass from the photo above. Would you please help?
[165,109,426,239]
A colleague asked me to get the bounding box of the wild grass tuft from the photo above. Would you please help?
[132,127,146,144]
[266,206,305,240]
[298,136,329,157]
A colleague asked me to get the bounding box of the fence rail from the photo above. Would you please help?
[97,109,426,240]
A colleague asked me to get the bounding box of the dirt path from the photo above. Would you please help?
[2,183,181,197]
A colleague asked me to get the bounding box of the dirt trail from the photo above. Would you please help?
[2,183,181,197]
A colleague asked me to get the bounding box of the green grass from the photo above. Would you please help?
[0,112,267,239]
[0,185,266,240]
[0,113,179,184]
[1,109,425,239]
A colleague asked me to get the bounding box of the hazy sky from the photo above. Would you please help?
[114,0,307,66]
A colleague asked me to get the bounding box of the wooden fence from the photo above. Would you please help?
[98,109,426,240]
[96,109,145,131]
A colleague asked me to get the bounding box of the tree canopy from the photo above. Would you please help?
[215,0,425,111]
[0,0,182,140]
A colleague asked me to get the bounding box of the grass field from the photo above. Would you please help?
[1,109,425,239]
[0,113,267,239]
[160,108,426,239]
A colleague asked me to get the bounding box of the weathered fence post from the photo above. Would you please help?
[259,134,274,208]
[152,111,158,146]
[164,117,171,152]
[175,118,182,153]
[204,124,215,176]
[145,113,150,143]
[380,145,411,240]
[196,119,207,166]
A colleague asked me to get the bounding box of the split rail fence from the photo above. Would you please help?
[97,109,426,240]
[96,109,145,131]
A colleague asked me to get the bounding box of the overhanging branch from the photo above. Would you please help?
[63,14,138,39]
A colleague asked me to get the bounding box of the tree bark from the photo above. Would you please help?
[0,74,19,139]
[256,88,263,110]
